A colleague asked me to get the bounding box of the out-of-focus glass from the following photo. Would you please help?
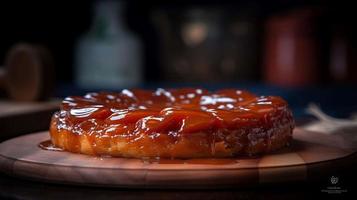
[75,1,142,89]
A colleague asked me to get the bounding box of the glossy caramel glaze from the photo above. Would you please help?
[50,88,294,158]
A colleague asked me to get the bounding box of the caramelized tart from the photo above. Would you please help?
[50,88,294,158]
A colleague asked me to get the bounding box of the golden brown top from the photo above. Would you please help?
[56,88,293,136]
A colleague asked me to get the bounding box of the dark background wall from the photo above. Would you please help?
[0,0,355,85]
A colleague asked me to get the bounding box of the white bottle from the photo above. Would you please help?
[75,0,142,89]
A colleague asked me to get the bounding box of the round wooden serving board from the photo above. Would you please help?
[0,128,356,188]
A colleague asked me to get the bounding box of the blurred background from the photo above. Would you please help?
[0,0,356,120]
[0,1,357,195]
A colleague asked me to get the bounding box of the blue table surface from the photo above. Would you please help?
[55,82,357,120]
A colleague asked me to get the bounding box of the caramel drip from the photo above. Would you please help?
[50,88,295,157]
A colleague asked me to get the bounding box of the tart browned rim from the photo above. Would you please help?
[50,88,295,158]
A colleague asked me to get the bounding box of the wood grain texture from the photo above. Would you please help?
[0,100,59,139]
[0,128,355,188]
[0,101,58,117]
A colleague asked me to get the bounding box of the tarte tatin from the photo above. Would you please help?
[50,88,294,158]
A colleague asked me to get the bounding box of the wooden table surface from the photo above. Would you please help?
[0,130,356,198]
[0,101,356,197]
[0,100,59,140]
[0,166,355,199]
[1,129,356,189]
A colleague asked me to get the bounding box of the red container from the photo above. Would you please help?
[264,8,321,87]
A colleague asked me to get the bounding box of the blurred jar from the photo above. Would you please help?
[152,5,260,82]
[75,0,142,89]
[263,8,322,87]
[329,26,357,83]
